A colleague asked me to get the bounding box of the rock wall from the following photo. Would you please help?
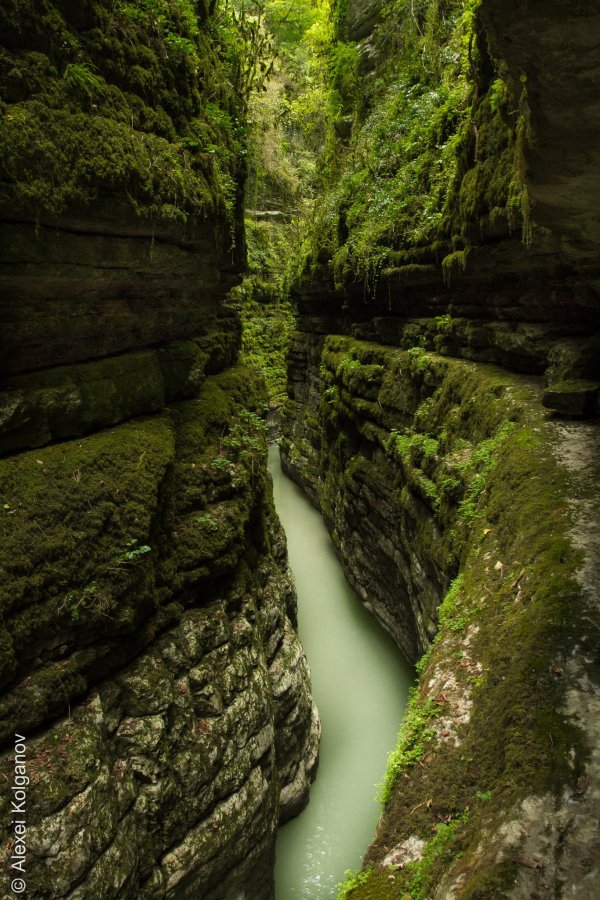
[0,202,320,900]
[300,0,600,416]
[281,330,600,897]
[0,3,319,896]
[280,3,600,894]
[0,207,242,453]
[0,360,319,899]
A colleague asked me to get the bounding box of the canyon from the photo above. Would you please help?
[1,0,599,898]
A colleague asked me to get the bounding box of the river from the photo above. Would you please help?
[269,445,413,899]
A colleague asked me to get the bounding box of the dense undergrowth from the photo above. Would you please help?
[297,0,532,291]
[235,220,296,408]
[235,1,332,405]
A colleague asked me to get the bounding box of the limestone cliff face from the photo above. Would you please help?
[0,206,242,453]
[281,0,600,895]
[282,329,600,897]
[0,374,319,897]
[301,0,600,415]
[0,3,319,897]
[0,278,319,899]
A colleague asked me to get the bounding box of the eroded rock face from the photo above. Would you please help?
[0,208,242,454]
[0,368,319,899]
[281,330,600,897]
[0,128,317,900]
[480,0,600,267]
[0,3,319,895]
[296,0,600,413]
[281,332,533,662]
[280,0,600,895]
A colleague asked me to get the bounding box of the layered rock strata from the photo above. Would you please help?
[286,0,600,894]
[281,329,600,896]
[0,359,319,899]
[0,2,320,896]
[298,0,600,417]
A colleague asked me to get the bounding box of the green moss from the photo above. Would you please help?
[441,248,469,285]
[0,359,271,742]
[239,295,295,408]
[0,415,175,646]
[294,0,535,292]
[299,334,592,895]
[401,813,469,900]
[336,866,373,898]
[357,421,586,895]
[0,0,246,223]
[378,688,440,805]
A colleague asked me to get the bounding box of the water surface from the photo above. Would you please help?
[269,445,413,899]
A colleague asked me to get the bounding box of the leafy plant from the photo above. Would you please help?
[336,866,372,898]
[436,573,466,632]
[456,421,516,525]
[122,539,152,561]
[60,581,113,621]
[379,687,440,804]
[400,813,468,899]
[195,512,219,532]
[63,63,106,98]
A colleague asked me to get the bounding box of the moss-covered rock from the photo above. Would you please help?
[282,328,600,897]
[293,0,600,389]
[0,364,320,898]
[0,0,244,226]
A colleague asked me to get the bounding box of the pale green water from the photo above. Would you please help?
[269,445,413,900]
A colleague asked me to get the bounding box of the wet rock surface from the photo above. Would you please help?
[0,369,319,898]
[281,328,600,897]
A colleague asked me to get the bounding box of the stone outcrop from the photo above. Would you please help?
[0,3,319,896]
[0,209,242,453]
[0,205,319,899]
[281,329,600,897]
[0,361,319,899]
[299,0,600,417]
[280,1,600,895]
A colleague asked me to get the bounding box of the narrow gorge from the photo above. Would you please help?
[1,1,599,899]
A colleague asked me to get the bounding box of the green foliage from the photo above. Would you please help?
[194,512,219,532]
[436,573,466,632]
[244,0,331,211]
[219,0,277,109]
[384,429,438,463]
[115,0,202,71]
[63,63,106,98]
[0,0,254,224]
[295,0,534,292]
[379,687,440,804]
[304,0,479,282]
[1,103,216,219]
[489,77,507,113]
[60,581,113,622]
[401,813,468,899]
[234,218,297,407]
[329,40,358,114]
[122,539,152,561]
[336,866,372,898]
[441,248,469,285]
[407,346,429,371]
[231,2,331,410]
[456,421,516,526]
